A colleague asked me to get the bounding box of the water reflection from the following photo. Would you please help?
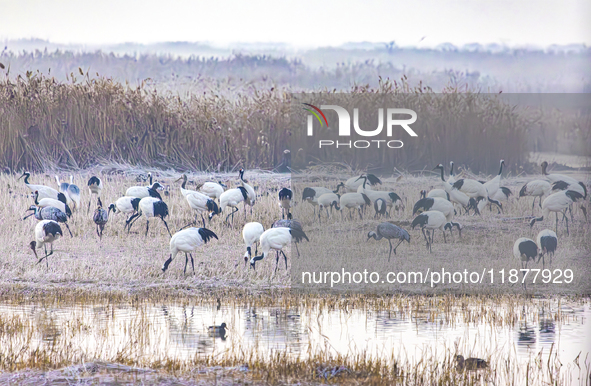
[0,300,588,368]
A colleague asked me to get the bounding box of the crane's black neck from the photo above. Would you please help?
[438,166,445,182]
[23,173,30,184]
[450,162,454,176]
[498,162,504,176]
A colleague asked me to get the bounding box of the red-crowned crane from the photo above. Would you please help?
[239,168,256,213]
[482,159,505,200]
[513,237,539,286]
[249,227,309,272]
[29,220,63,268]
[530,190,583,235]
[200,180,226,201]
[536,229,557,268]
[411,211,461,253]
[32,190,72,218]
[241,222,265,267]
[161,227,218,274]
[87,176,103,213]
[367,222,410,261]
[412,197,462,238]
[317,192,340,222]
[302,183,344,215]
[278,187,292,219]
[19,172,60,200]
[356,176,404,215]
[434,164,479,215]
[125,182,163,199]
[272,215,304,257]
[519,180,552,215]
[220,186,248,225]
[109,196,141,232]
[339,193,371,220]
[128,197,171,237]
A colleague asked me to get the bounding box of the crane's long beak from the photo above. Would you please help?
[18,173,25,180]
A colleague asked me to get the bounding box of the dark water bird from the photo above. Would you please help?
[29,220,63,268]
[162,227,218,274]
[367,222,410,261]
[455,355,488,371]
[87,176,103,213]
[208,322,227,338]
[278,187,292,219]
[93,198,111,239]
[25,205,73,237]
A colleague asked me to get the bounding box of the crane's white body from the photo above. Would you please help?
[242,222,265,261]
[220,188,246,212]
[170,228,209,255]
[21,173,60,200]
[318,193,340,210]
[339,193,370,219]
[253,227,292,261]
[482,160,505,198]
[114,196,138,214]
[139,197,160,219]
[427,189,448,200]
[126,186,156,198]
[37,197,67,214]
[200,182,225,200]
[185,191,215,215]
[34,220,62,249]
[419,197,455,221]
[521,180,551,197]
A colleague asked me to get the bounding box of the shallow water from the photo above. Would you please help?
[0,299,589,382]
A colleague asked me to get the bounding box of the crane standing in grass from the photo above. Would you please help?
[249,227,309,273]
[87,176,103,213]
[19,172,60,200]
[128,197,172,237]
[109,196,141,232]
[29,220,63,268]
[367,222,411,261]
[162,227,218,274]
[519,180,552,215]
[411,211,461,253]
[93,198,111,239]
[241,222,265,267]
[530,190,583,235]
[536,229,557,268]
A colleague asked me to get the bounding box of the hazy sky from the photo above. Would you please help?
[1,0,589,47]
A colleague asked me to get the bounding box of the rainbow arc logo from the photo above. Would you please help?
[302,103,328,127]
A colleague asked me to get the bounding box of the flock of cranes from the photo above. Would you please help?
[16,159,588,277]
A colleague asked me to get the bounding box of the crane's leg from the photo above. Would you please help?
[431,230,435,244]
[294,242,300,258]
[388,239,393,262]
[274,251,280,274]
[565,210,569,236]
[422,228,429,249]
[161,218,172,237]
[568,204,574,222]
[282,250,288,270]
[443,230,447,244]
[183,253,188,274]
[128,215,141,233]
[358,207,362,220]
[531,197,536,216]
[318,209,322,224]
[65,223,73,237]
[225,207,238,224]
[145,220,150,236]
[201,214,206,228]
[392,239,404,255]
[190,253,195,274]
[555,212,558,233]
